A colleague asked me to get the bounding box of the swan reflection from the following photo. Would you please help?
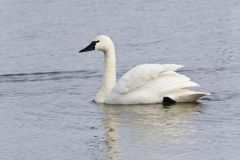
[100,103,203,159]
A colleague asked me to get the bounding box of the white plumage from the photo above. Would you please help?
[106,64,207,104]
[79,35,209,104]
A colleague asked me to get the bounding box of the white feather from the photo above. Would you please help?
[105,65,207,104]
[113,64,184,94]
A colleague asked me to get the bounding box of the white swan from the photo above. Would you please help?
[79,35,209,104]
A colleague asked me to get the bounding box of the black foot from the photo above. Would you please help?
[162,97,176,106]
[91,99,96,103]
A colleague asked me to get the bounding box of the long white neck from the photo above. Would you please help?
[95,47,116,103]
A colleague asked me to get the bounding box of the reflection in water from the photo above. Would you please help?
[102,110,120,160]
[100,103,203,159]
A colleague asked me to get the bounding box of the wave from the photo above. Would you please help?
[0,70,100,83]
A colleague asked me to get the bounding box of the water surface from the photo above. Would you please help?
[1,0,240,159]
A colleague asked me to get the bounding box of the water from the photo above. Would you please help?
[1,0,240,159]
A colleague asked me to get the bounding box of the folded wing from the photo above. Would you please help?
[107,64,208,104]
[113,64,184,94]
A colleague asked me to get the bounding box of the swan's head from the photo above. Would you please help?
[79,35,114,53]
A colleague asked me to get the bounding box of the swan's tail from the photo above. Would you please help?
[146,71,209,103]
[166,89,210,103]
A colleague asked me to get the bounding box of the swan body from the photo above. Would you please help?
[79,35,209,104]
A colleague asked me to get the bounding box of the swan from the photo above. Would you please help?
[79,35,209,105]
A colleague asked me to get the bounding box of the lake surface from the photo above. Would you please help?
[1,0,240,159]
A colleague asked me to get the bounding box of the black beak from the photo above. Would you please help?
[79,41,98,53]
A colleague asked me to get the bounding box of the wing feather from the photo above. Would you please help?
[113,64,184,94]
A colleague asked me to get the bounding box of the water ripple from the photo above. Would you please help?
[0,70,100,83]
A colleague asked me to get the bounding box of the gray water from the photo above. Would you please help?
[1,0,240,159]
